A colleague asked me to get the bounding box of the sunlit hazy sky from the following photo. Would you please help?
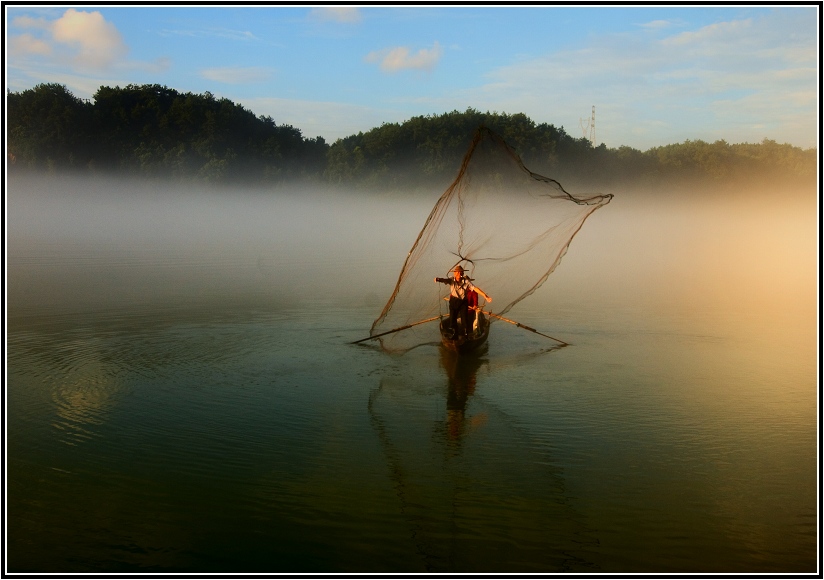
[5,4,820,150]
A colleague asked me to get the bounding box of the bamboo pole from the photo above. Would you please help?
[478,309,570,346]
[351,315,441,344]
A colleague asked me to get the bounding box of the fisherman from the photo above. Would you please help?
[435,265,491,337]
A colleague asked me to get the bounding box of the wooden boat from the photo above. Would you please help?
[439,310,490,354]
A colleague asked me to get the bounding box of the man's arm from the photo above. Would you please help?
[474,286,492,302]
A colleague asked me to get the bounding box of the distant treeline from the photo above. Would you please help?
[7,83,817,190]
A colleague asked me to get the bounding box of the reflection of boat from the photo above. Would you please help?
[439,310,489,354]
[367,347,598,572]
[440,346,485,444]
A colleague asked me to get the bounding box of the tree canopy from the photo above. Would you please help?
[7,83,326,184]
[6,83,816,190]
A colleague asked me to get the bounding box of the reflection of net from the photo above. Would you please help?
[370,128,613,353]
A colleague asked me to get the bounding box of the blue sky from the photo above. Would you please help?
[5,4,820,150]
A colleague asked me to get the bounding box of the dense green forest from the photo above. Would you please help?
[6,83,817,190]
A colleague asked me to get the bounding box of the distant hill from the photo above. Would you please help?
[7,83,817,190]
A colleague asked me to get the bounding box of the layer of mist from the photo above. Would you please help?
[6,172,818,342]
[6,174,431,322]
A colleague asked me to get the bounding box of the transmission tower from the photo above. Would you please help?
[590,105,596,147]
[579,106,596,147]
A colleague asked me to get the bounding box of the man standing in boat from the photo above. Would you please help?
[435,265,491,337]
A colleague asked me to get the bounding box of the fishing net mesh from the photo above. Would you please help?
[370,128,613,353]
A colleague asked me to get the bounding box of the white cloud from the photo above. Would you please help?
[8,8,135,73]
[662,17,754,49]
[366,41,443,73]
[309,7,362,24]
[9,33,52,57]
[51,8,128,70]
[200,66,273,85]
[11,14,51,30]
[639,19,675,30]
[458,12,817,149]
[7,8,171,99]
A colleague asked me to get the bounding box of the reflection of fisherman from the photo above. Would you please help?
[440,347,484,444]
[434,265,492,337]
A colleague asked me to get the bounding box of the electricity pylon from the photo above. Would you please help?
[579,106,596,146]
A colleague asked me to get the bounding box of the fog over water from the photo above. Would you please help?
[7,172,818,441]
[5,172,818,573]
[7,172,816,334]
[7,174,431,317]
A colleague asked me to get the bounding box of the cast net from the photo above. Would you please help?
[369,127,613,353]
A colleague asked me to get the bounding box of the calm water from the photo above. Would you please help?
[5,175,819,573]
